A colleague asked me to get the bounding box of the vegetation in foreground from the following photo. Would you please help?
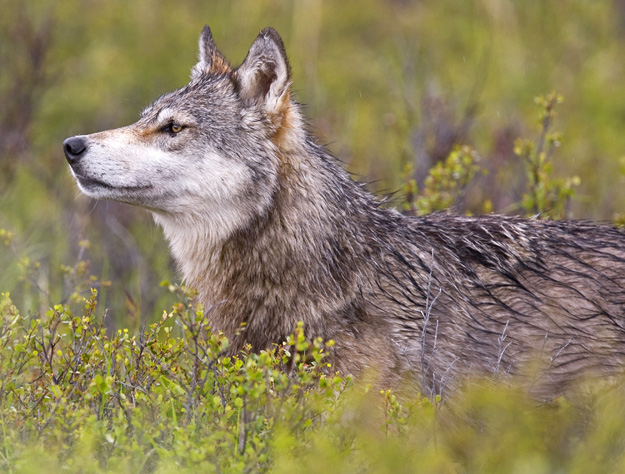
[3,285,625,473]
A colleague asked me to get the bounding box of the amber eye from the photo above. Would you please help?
[161,122,186,135]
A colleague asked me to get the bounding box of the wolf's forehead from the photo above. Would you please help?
[139,76,234,123]
[155,107,181,123]
[140,99,195,124]
[140,84,214,121]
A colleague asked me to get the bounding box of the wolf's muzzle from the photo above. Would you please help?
[63,136,88,165]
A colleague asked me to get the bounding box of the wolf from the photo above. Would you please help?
[64,26,625,397]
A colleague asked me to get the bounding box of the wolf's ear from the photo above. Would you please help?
[191,25,231,78]
[233,28,291,114]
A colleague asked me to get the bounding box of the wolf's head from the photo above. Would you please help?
[64,27,303,246]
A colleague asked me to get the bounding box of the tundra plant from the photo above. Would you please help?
[0,273,348,472]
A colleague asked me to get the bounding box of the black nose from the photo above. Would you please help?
[63,136,88,164]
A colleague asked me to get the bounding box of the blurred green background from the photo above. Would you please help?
[2,0,625,326]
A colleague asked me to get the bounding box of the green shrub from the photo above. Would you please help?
[514,93,580,219]
[404,93,581,219]
[0,287,350,473]
[3,258,625,473]
[403,145,482,216]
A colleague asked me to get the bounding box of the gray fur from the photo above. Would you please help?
[64,26,625,398]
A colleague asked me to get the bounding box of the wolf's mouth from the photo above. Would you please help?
[74,172,152,192]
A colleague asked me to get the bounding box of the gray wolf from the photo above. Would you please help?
[64,26,625,397]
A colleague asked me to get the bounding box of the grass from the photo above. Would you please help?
[3,284,625,473]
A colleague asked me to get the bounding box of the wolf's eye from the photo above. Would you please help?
[162,123,185,135]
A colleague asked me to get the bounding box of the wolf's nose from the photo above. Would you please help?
[63,136,87,164]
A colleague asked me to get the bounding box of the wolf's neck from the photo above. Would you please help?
[152,211,225,291]
[155,141,380,344]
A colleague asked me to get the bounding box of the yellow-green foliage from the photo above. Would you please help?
[404,93,581,219]
[514,93,580,219]
[1,249,625,473]
[3,287,625,473]
[403,145,481,215]
[0,289,347,473]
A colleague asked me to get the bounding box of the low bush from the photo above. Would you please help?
[3,287,625,473]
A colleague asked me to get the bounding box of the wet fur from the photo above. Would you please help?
[64,27,625,398]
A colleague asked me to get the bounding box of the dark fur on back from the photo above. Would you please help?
[64,27,625,398]
[214,144,625,396]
